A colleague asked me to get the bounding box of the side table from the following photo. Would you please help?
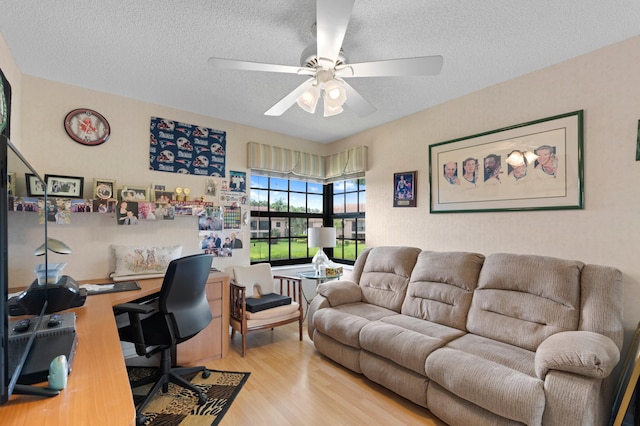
[297,271,343,315]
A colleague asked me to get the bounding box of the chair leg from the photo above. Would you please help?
[241,333,246,357]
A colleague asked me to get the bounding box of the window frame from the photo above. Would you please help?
[249,175,365,266]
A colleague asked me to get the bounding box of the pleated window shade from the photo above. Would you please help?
[247,142,366,183]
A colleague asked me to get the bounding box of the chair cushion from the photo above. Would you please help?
[233,263,275,296]
[246,293,291,313]
[245,302,300,320]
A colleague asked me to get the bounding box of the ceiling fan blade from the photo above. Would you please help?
[208,57,306,75]
[264,78,315,116]
[341,56,444,78]
[316,0,356,67]
[342,81,377,117]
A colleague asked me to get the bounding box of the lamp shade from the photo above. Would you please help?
[307,227,336,248]
[34,238,73,256]
[296,84,321,113]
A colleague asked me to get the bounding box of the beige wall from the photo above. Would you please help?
[334,35,640,341]
[0,32,323,285]
[3,31,640,344]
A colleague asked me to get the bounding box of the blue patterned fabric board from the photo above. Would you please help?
[149,117,226,176]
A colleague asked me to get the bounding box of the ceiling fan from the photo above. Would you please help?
[208,0,443,118]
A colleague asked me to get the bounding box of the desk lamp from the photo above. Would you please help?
[308,227,336,276]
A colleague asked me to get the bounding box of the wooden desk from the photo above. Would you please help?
[0,271,229,426]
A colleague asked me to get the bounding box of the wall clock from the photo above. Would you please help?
[64,108,110,146]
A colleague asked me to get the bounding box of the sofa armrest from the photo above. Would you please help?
[317,280,362,306]
[535,331,620,380]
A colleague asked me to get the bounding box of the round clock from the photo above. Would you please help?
[0,77,7,134]
[64,108,110,146]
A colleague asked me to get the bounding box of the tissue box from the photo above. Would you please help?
[34,263,67,285]
[325,266,343,277]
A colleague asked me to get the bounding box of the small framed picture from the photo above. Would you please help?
[45,174,84,198]
[25,173,46,197]
[120,186,150,201]
[7,172,15,197]
[154,190,174,204]
[93,178,116,200]
[393,171,417,207]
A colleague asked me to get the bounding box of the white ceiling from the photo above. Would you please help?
[1,1,640,144]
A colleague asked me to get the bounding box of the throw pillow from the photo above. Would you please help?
[111,244,183,281]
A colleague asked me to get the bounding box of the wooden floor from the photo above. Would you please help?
[203,323,446,426]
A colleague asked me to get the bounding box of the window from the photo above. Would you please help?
[250,175,365,265]
[250,176,324,265]
[331,179,366,262]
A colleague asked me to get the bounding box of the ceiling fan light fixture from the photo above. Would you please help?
[296,84,321,113]
[324,80,347,105]
[323,103,343,117]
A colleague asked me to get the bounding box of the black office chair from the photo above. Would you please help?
[113,253,214,425]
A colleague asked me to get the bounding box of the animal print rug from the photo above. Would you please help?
[127,367,250,425]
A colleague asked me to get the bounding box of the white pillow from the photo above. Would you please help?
[111,244,183,280]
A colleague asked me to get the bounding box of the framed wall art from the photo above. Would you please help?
[429,110,583,213]
[45,174,84,198]
[636,119,640,161]
[93,178,116,200]
[393,171,416,207]
[25,173,46,197]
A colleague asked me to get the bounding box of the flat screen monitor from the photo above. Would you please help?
[1,136,56,403]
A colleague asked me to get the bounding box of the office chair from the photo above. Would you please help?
[230,263,303,356]
[114,253,214,425]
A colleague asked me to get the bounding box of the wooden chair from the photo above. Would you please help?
[230,264,303,356]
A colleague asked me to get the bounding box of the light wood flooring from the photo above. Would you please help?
[203,323,446,426]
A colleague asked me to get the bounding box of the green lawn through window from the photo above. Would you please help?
[250,240,360,262]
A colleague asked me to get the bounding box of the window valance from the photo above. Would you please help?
[247,142,367,183]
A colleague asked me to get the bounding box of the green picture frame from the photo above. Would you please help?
[429,110,584,213]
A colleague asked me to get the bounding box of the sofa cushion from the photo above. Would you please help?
[402,251,484,330]
[467,253,583,351]
[426,347,545,425]
[360,315,464,375]
[313,302,398,349]
[445,333,536,377]
[358,246,421,312]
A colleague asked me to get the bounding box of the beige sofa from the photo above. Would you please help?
[307,247,623,426]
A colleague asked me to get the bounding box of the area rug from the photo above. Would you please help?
[127,367,250,425]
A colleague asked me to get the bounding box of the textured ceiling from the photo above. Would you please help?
[1,1,640,143]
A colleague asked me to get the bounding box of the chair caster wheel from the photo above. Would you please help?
[202,369,210,379]
[198,394,207,405]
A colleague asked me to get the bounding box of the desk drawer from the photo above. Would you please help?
[206,279,222,301]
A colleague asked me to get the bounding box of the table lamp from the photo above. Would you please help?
[308,227,336,276]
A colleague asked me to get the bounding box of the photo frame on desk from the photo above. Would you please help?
[93,178,115,200]
[45,174,84,198]
[7,172,15,197]
[25,173,45,197]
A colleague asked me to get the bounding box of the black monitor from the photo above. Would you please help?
[1,136,58,403]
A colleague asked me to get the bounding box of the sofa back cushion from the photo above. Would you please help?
[402,251,485,331]
[357,246,421,312]
[467,253,583,351]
